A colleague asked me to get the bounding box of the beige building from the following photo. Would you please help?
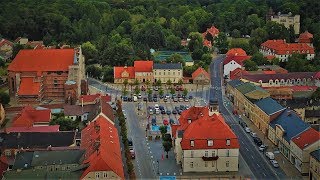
[153,63,183,84]
[0,103,5,125]
[290,128,320,175]
[172,102,239,173]
[271,13,300,34]
[134,60,153,83]
[310,149,320,180]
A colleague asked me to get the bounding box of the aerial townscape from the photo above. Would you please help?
[0,0,320,180]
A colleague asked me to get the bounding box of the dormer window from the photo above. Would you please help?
[226,139,230,146]
[190,140,194,147]
[207,140,213,146]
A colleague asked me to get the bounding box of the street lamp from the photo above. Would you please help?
[157,160,159,175]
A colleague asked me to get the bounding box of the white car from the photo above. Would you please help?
[138,94,142,99]
[184,98,189,102]
[149,109,154,115]
[245,127,251,133]
[270,160,279,168]
[154,104,159,111]
[259,145,267,151]
[250,132,257,138]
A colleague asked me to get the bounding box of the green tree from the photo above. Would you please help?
[311,88,320,101]
[201,53,212,65]
[86,65,102,79]
[134,86,140,95]
[249,28,268,48]
[122,88,128,96]
[50,116,77,131]
[250,52,270,65]
[155,79,162,87]
[159,125,167,135]
[163,140,172,158]
[167,53,185,66]
[183,88,188,97]
[166,35,181,50]
[159,88,164,96]
[244,60,258,71]
[147,88,152,95]
[285,54,308,72]
[81,41,98,64]
[265,21,289,40]
[230,39,251,55]
[170,88,175,95]
[215,32,229,54]
[0,91,10,105]
[123,79,128,90]
[188,32,203,52]
[102,66,114,82]
[166,79,172,89]
[231,29,241,38]
[178,79,183,86]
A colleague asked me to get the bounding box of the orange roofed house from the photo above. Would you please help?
[202,26,219,48]
[7,48,86,104]
[192,67,210,85]
[260,39,315,62]
[172,101,239,172]
[114,66,135,84]
[80,115,124,179]
[134,60,153,83]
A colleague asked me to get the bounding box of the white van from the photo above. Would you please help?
[133,96,138,102]
[265,152,275,160]
[154,104,159,110]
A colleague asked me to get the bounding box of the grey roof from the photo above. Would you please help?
[310,149,320,162]
[0,132,75,149]
[269,109,310,142]
[255,97,285,115]
[13,150,85,170]
[228,80,243,88]
[154,63,182,70]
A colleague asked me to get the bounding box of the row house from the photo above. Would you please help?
[153,63,183,84]
[290,128,320,175]
[7,48,86,104]
[270,12,300,34]
[229,65,288,80]
[260,39,315,61]
[309,150,320,180]
[240,72,318,88]
[172,101,239,173]
[9,106,51,128]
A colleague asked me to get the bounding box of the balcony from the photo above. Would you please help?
[202,156,219,161]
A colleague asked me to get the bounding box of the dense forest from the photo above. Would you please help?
[0,0,319,79]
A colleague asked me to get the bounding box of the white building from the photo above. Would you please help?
[172,101,239,172]
[223,56,250,78]
[153,63,183,83]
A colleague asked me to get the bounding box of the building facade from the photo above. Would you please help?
[271,13,300,34]
[7,48,85,104]
[173,102,239,173]
[134,60,153,83]
[309,150,320,180]
[153,63,183,84]
[192,67,210,85]
[260,40,315,61]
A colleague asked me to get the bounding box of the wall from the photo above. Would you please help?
[182,149,239,172]
[193,73,210,85]
[135,72,153,83]
[153,69,183,84]
[223,61,242,77]
[82,171,121,179]
[174,137,183,164]
[309,155,320,180]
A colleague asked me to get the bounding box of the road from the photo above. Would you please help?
[209,55,287,179]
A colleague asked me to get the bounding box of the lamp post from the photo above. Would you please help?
[157,160,159,175]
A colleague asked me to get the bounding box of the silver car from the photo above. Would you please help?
[270,160,279,168]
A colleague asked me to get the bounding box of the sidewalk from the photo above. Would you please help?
[239,113,303,178]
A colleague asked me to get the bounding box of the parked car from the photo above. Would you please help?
[253,137,262,146]
[141,86,146,91]
[179,97,184,102]
[250,132,257,138]
[159,105,164,110]
[164,98,168,102]
[143,97,147,101]
[155,109,160,115]
[128,138,133,147]
[161,110,166,114]
[270,160,279,168]
[180,105,185,110]
[148,97,153,102]
[245,127,251,133]
[166,110,171,115]
[172,110,177,114]
[189,95,193,99]
[165,94,170,99]
[138,103,142,111]
[159,95,164,99]
[123,96,128,101]
[130,148,135,159]
[175,106,180,111]
[240,121,247,128]
[128,97,133,102]
[154,86,159,91]
[173,98,178,102]
[153,94,157,98]
[178,110,182,115]
[259,145,268,151]
[153,97,158,102]
[138,94,142,99]
[184,98,189,102]
[265,152,275,160]
[149,109,154,115]
[177,94,181,98]
[154,104,159,110]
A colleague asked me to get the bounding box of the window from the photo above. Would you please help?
[154,72,157,75]
[163,72,166,75]
[191,151,194,158]
[207,140,213,146]
[226,161,230,167]
[95,172,100,178]
[226,139,230,146]
[226,150,230,157]
[168,72,170,75]
[205,151,208,157]
[103,172,107,178]
[205,162,208,167]
[173,72,175,75]
[178,72,180,75]
[54,79,58,87]
[190,162,194,168]
[212,161,215,167]
[212,151,216,157]
[5,150,11,156]
[159,72,161,75]
[190,140,194,147]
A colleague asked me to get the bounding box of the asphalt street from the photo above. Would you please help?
[210,55,287,179]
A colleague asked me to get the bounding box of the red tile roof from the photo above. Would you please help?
[2,125,60,133]
[265,55,276,60]
[292,128,320,149]
[192,67,210,79]
[205,26,220,37]
[242,72,317,83]
[298,31,313,43]
[17,77,41,96]
[261,40,314,55]
[226,48,247,57]
[11,106,51,127]
[263,70,276,74]
[223,55,251,66]
[0,39,13,47]
[114,66,135,79]
[134,60,153,72]
[80,116,124,179]
[101,96,115,123]
[79,94,101,103]
[8,49,75,72]
[203,39,212,48]
[179,110,239,150]
[230,68,249,80]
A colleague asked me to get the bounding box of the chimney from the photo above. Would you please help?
[209,99,219,116]
[187,118,192,124]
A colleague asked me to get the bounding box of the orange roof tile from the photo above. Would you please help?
[205,26,220,37]
[226,48,247,57]
[80,94,101,103]
[192,67,210,79]
[292,128,320,149]
[298,31,313,43]
[263,70,276,74]
[179,110,239,150]
[8,49,75,72]
[134,60,153,72]
[80,116,124,179]
[101,96,114,122]
[3,125,60,133]
[203,39,212,48]
[265,55,276,60]
[114,66,135,79]
[11,106,51,127]
[261,40,314,55]
[17,77,41,96]
[223,55,251,66]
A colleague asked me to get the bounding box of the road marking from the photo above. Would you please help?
[257,164,260,167]
[251,155,254,159]
[263,172,266,176]
[246,147,249,151]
